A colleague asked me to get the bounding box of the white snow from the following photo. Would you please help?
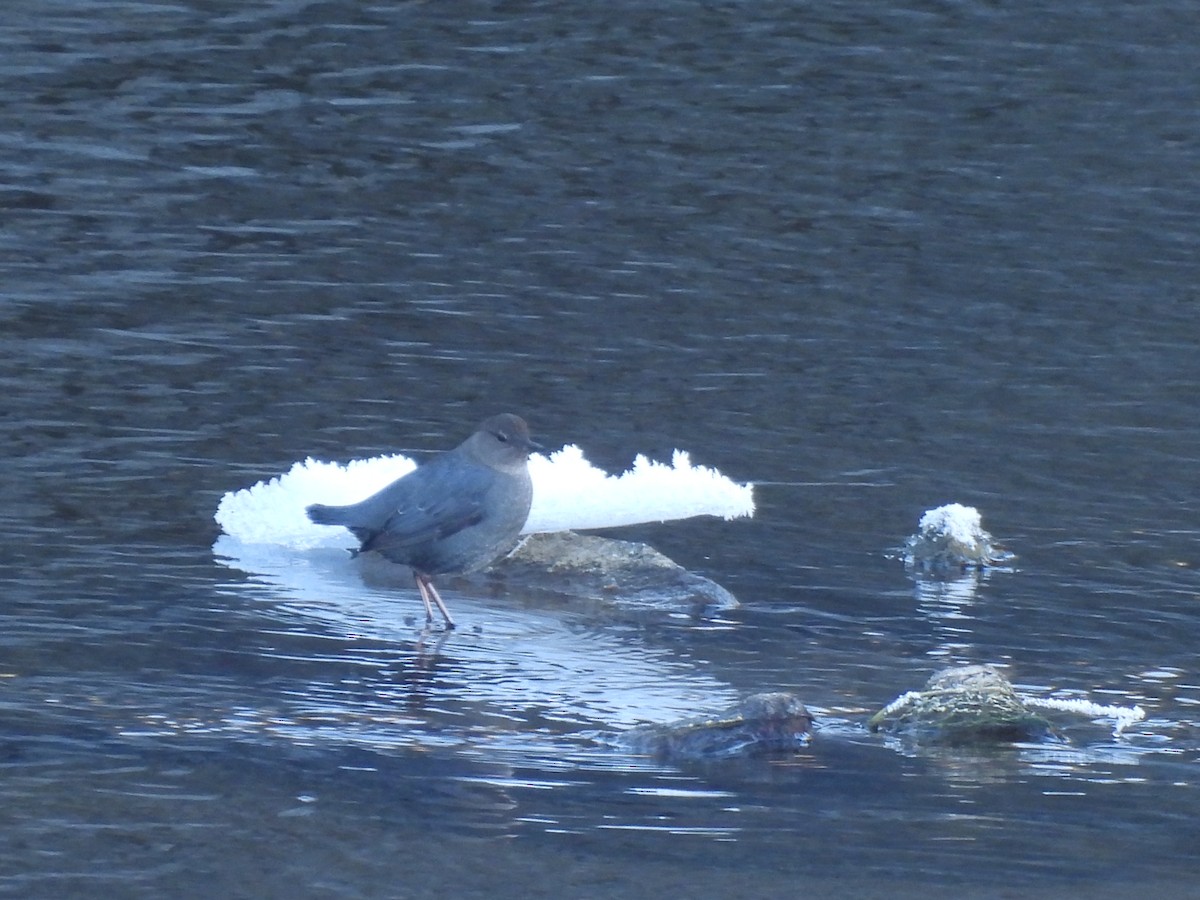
[524,445,753,533]
[214,443,755,548]
[876,690,924,718]
[902,502,1013,572]
[918,503,985,544]
[1023,696,1147,736]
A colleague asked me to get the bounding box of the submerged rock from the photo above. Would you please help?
[492,531,739,613]
[868,665,1055,744]
[613,692,813,760]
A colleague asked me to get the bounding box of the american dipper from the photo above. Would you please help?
[306,413,540,629]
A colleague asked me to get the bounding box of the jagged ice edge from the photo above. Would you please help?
[214,443,755,549]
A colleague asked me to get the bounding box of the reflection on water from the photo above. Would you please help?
[213,536,742,732]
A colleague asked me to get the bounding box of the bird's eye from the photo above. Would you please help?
[495,431,509,443]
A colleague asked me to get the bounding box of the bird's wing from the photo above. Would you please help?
[358,458,492,562]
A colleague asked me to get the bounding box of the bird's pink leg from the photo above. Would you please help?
[413,575,436,623]
[415,574,456,629]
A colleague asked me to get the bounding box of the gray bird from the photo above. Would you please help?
[306,413,541,629]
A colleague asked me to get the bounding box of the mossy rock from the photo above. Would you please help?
[614,692,813,760]
[869,665,1054,744]
[494,531,738,612]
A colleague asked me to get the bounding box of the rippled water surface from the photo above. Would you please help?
[3,1,1199,897]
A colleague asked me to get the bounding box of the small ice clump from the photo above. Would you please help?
[902,503,1012,573]
[215,444,755,550]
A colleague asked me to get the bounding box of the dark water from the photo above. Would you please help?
[3,1,1199,896]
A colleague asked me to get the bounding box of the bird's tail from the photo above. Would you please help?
[306,502,346,526]
[307,502,372,550]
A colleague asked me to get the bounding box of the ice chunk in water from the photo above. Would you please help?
[215,443,754,549]
[902,503,1013,572]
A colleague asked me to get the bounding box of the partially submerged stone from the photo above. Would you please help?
[492,531,738,613]
[868,664,1055,744]
[902,504,1013,574]
[613,692,813,761]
